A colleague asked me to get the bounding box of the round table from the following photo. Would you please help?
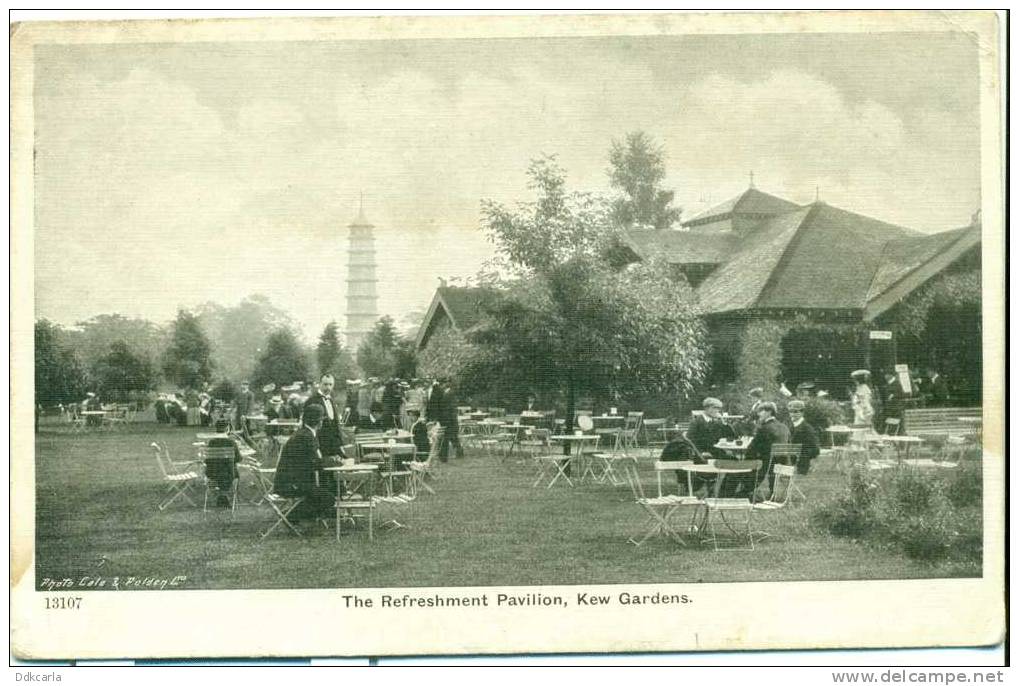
[545,435,601,485]
[714,439,752,457]
[877,434,924,461]
[678,462,753,498]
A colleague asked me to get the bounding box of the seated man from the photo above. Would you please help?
[272,404,337,523]
[408,409,430,460]
[358,402,387,431]
[206,419,243,507]
[786,400,820,475]
[659,431,712,495]
[687,397,737,460]
[745,401,791,499]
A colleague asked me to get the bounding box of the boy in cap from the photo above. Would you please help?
[786,399,820,475]
[745,401,791,499]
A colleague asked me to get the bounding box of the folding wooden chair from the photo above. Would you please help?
[769,443,806,503]
[379,445,415,498]
[641,418,667,458]
[202,446,240,513]
[753,464,796,512]
[516,427,552,462]
[408,426,442,496]
[702,497,756,551]
[622,458,700,546]
[150,442,201,511]
[335,468,378,541]
[377,446,416,531]
[238,455,277,506]
[69,407,87,434]
[261,493,305,539]
[532,453,574,489]
[883,417,902,435]
[621,412,644,450]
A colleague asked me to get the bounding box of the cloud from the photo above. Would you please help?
[33,49,980,339]
[664,69,978,229]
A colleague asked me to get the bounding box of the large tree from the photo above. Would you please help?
[316,321,357,381]
[90,341,159,402]
[196,295,297,382]
[476,155,706,426]
[251,328,310,390]
[357,316,416,379]
[607,131,681,230]
[317,322,342,375]
[61,314,166,380]
[35,320,88,406]
[162,309,214,389]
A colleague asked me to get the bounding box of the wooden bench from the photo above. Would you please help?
[903,407,981,439]
[903,408,982,462]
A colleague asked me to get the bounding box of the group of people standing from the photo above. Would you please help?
[849,367,951,430]
[266,374,467,524]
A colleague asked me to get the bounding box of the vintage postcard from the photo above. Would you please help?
[10,11,1005,661]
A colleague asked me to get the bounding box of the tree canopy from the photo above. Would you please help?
[607,131,681,230]
[471,154,706,420]
[316,321,357,381]
[90,341,159,401]
[251,328,310,389]
[197,295,296,382]
[35,320,88,406]
[162,309,214,389]
[357,316,416,380]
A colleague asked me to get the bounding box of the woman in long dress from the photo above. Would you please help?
[850,370,874,428]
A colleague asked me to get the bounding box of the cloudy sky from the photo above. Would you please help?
[33,30,980,341]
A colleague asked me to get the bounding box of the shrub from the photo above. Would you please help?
[814,466,976,563]
[945,466,982,509]
[812,466,879,538]
[873,469,956,560]
[802,396,846,431]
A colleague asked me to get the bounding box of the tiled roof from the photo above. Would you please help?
[866,226,975,301]
[624,229,736,264]
[682,188,802,227]
[755,204,920,310]
[437,286,497,330]
[696,206,813,313]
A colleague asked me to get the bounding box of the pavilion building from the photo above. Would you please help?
[415,186,983,404]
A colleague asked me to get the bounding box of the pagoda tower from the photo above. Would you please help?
[344,199,378,351]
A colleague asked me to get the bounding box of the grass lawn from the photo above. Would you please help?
[34,420,981,590]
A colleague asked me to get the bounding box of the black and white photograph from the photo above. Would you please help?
[10,11,1005,661]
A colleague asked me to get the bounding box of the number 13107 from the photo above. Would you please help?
[44,597,82,609]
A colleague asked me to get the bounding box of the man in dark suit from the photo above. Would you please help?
[272,404,336,523]
[746,401,791,497]
[233,382,255,432]
[381,379,404,430]
[358,402,387,431]
[926,368,950,407]
[882,370,907,424]
[786,400,820,475]
[430,380,463,462]
[302,374,345,459]
[687,397,737,459]
[408,409,431,460]
[206,419,243,507]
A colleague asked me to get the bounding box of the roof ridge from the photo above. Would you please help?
[864,223,977,302]
[750,204,821,307]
